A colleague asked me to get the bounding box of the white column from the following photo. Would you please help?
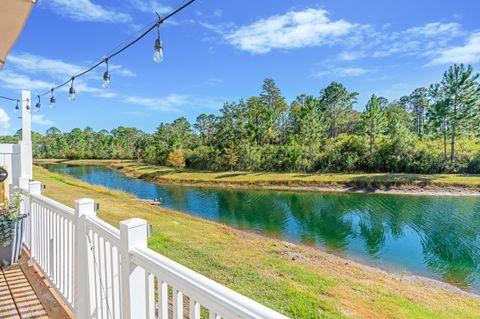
[120,218,148,319]
[19,90,32,183]
[28,181,42,265]
[74,198,96,319]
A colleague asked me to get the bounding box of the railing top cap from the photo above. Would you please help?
[75,198,95,204]
[120,217,147,229]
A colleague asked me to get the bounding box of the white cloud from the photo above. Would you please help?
[225,8,352,54]
[7,53,83,78]
[1,53,134,99]
[404,22,463,38]
[0,70,53,91]
[429,32,480,65]
[32,114,54,126]
[128,0,171,14]
[338,51,366,61]
[125,94,188,112]
[211,7,466,62]
[372,22,465,58]
[315,67,371,78]
[8,53,136,80]
[47,0,131,23]
[0,108,11,134]
[109,64,137,77]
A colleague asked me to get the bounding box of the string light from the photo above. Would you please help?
[103,58,110,88]
[34,95,41,112]
[49,89,56,108]
[0,0,196,110]
[69,77,76,101]
[14,100,20,113]
[153,24,164,63]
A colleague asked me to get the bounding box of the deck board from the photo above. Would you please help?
[0,268,20,319]
[0,250,71,319]
[2,265,48,318]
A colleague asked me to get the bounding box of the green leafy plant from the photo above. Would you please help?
[0,192,22,247]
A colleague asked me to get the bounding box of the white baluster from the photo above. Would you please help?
[189,299,200,319]
[173,289,183,319]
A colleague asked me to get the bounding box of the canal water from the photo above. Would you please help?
[41,164,480,292]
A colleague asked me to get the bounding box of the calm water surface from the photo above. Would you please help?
[42,164,480,292]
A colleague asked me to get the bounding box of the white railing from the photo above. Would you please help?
[24,182,76,310]
[21,181,289,319]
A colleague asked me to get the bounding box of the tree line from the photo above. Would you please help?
[3,63,480,174]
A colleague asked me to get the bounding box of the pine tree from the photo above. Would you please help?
[426,99,450,160]
[361,95,387,163]
[432,64,480,161]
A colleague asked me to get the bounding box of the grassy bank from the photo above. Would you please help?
[37,159,480,194]
[33,164,480,319]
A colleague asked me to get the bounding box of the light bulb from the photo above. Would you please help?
[153,39,163,63]
[14,101,19,113]
[50,96,56,108]
[69,86,76,101]
[49,89,55,108]
[103,71,110,88]
[34,96,41,112]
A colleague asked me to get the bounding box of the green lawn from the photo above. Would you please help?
[34,165,480,319]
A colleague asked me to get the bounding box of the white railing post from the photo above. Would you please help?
[120,218,149,319]
[19,90,32,182]
[19,177,30,191]
[28,181,41,265]
[74,198,96,319]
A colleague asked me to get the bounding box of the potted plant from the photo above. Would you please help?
[0,192,25,266]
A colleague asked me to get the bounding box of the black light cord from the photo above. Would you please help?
[0,0,196,103]
[0,95,19,102]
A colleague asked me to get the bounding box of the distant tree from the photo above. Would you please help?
[259,78,288,144]
[427,99,450,160]
[430,64,480,161]
[216,101,248,149]
[384,101,411,139]
[361,95,387,162]
[194,114,217,146]
[289,95,325,164]
[409,87,429,137]
[10,66,480,174]
[224,144,239,171]
[167,149,186,169]
[319,82,358,138]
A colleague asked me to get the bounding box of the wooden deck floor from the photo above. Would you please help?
[0,251,71,319]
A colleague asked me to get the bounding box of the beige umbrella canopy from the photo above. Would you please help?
[0,0,34,69]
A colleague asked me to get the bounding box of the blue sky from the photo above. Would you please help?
[0,0,479,134]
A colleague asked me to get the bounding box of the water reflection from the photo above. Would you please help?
[42,164,480,291]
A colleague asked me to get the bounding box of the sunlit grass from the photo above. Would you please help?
[34,164,480,319]
[37,159,480,189]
